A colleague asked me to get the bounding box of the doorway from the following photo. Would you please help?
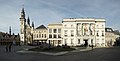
[84,39,88,47]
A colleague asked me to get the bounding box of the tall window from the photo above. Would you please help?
[78,39,80,44]
[71,30,74,36]
[45,34,46,38]
[58,28,61,33]
[91,39,93,44]
[49,29,52,33]
[53,29,57,33]
[49,34,52,38]
[58,34,61,38]
[97,31,99,36]
[53,34,57,38]
[37,34,38,38]
[71,39,73,44]
[71,24,73,27]
[102,31,104,36]
[64,39,67,44]
[78,30,81,36]
[58,40,61,44]
[39,34,41,38]
[102,24,105,28]
[42,34,44,38]
[64,30,68,37]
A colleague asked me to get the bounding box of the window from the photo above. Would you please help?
[53,34,57,38]
[44,31,46,32]
[102,33,104,36]
[71,24,73,27]
[39,34,41,38]
[53,29,57,33]
[102,31,104,36]
[97,33,99,36]
[71,39,73,44]
[71,30,74,36]
[58,28,61,33]
[102,38,104,40]
[22,37,23,39]
[78,30,81,36]
[64,24,67,27]
[102,25,104,27]
[90,32,92,35]
[64,30,68,37]
[49,29,52,33]
[97,25,98,27]
[37,34,38,38]
[91,39,93,44]
[58,34,61,38]
[45,34,46,38]
[58,40,61,44]
[49,34,52,38]
[78,39,80,44]
[39,31,41,33]
[97,31,99,36]
[64,39,67,44]
[42,34,43,38]
[97,39,99,40]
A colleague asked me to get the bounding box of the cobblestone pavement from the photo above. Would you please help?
[0,46,120,61]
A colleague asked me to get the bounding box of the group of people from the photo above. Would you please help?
[5,40,16,52]
[6,43,12,52]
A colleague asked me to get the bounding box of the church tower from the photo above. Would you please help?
[20,7,26,45]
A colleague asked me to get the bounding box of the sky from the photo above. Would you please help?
[0,0,120,34]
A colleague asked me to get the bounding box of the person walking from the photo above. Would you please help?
[8,43,12,52]
[91,44,94,50]
[6,44,9,52]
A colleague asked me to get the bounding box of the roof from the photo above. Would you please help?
[105,28,113,32]
[36,25,47,29]
[63,18,105,22]
[0,32,20,38]
[48,23,62,26]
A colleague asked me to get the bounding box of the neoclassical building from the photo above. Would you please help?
[62,18,105,47]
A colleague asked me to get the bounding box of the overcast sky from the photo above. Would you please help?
[0,0,120,34]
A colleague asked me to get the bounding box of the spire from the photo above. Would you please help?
[9,26,11,35]
[27,16,30,25]
[20,7,25,19]
[32,22,34,28]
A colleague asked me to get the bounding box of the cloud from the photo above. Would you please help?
[0,0,120,34]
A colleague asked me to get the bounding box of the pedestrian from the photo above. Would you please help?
[91,45,93,49]
[6,44,9,52]
[8,43,12,52]
[12,40,16,46]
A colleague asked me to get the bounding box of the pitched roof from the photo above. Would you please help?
[105,28,113,32]
[36,25,47,29]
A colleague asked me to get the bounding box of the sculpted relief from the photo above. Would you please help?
[89,24,95,35]
[77,23,95,36]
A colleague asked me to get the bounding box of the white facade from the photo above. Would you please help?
[62,18,106,47]
[47,23,63,46]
